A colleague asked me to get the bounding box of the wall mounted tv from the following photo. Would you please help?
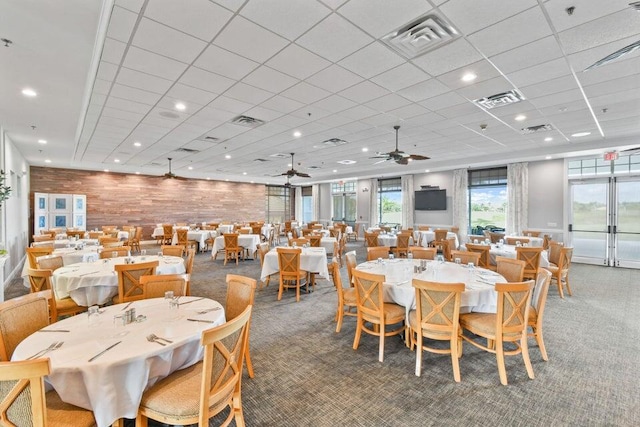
[415,189,447,211]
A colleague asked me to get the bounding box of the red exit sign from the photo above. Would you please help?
[604,151,619,161]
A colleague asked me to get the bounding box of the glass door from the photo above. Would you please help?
[569,179,610,265]
[613,177,640,268]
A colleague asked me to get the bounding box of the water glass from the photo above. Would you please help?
[164,291,174,306]
[88,305,100,327]
[111,251,117,258]
[467,262,475,269]
[454,257,461,265]
[407,252,413,260]
[141,249,147,256]
[377,257,383,265]
[157,251,163,258]
[389,253,395,260]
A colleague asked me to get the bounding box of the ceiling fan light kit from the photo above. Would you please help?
[371,125,430,165]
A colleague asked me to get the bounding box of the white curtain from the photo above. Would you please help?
[452,168,468,243]
[311,184,320,222]
[507,162,528,235]
[294,186,302,222]
[369,179,379,227]
[401,175,414,229]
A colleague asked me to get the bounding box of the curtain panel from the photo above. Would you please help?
[369,179,379,227]
[295,186,302,222]
[401,175,414,229]
[507,162,528,235]
[452,169,468,243]
[311,184,320,222]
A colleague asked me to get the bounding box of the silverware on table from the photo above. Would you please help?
[88,341,122,362]
[195,308,220,315]
[38,329,70,333]
[187,318,216,323]
[146,335,165,346]
[178,297,206,306]
[26,341,64,360]
[121,301,133,311]
[147,334,173,345]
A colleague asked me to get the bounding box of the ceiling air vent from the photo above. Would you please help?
[253,158,269,162]
[231,115,266,128]
[521,124,554,134]
[473,90,525,110]
[175,147,200,153]
[322,138,347,147]
[337,160,356,165]
[629,1,640,11]
[159,111,180,119]
[196,134,223,143]
[307,165,321,169]
[381,13,460,59]
[269,153,290,159]
[584,39,640,71]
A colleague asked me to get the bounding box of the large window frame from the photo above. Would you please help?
[468,168,507,234]
[265,185,292,224]
[378,178,402,226]
[331,181,357,224]
[301,186,312,223]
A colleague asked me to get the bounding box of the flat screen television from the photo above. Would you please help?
[415,190,447,211]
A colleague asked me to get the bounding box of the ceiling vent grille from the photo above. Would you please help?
[322,138,348,147]
[381,13,460,59]
[521,124,554,134]
[307,165,321,169]
[584,39,640,71]
[269,153,290,159]
[336,160,356,165]
[473,90,525,110]
[629,1,640,11]
[253,158,269,162]
[231,115,266,128]
[175,147,200,153]
[197,135,223,143]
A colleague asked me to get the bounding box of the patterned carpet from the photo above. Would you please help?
[8,241,640,426]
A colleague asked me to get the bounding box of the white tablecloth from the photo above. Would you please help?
[12,297,224,427]
[239,225,274,237]
[321,237,337,254]
[151,226,190,238]
[32,238,99,249]
[21,247,102,284]
[488,244,549,267]
[52,255,186,306]
[171,230,216,251]
[413,230,459,249]
[505,235,544,247]
[211,234,262,258]
[217,224,235,234]
[356,259,501,315]
[260,247,330,282]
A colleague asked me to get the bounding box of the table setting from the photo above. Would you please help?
[261,246,329,282]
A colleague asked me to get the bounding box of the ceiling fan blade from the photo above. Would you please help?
[373,158,390,165]
[371,154,390,159]
[396,158,409,165]
[408,154,430,160]
[295,172,311,178]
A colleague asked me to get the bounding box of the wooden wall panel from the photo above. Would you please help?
[30,167,266,239]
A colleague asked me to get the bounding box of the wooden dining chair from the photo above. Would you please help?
[330,260,356,333]
[429,229,448,247]
[140,274,189,299]
[176,228,189,248]
[309,235,321,248]
[393,232,411,258]
[161,224,173,245]
[516,246,544,280]
[27,269,86,322]
[136,306,252,427]
[345,251,357,287]
[36,255,64,271]
[226,274,257,379]
[432,239,452,261]
[0,293,51,361]
[460,280,535,385]
[450,250,481,266]
[364,232,379,247]
[506,237,530,246]
[410,279,465,381]
[0,359,96,426]
[288,237,309,247]
[547,247,574,298]
[351,269,405,363]
[88,231,104,239]
[347,223,360,242]
[113,261,159,304]
[529,268,552,361]
[496,257,525,282]
[184,247,195,277]
[521,230,541,237]
[408,247,436,260]
[32,235,53,243]
[223,234,245,265]
[161,245,184,258]
[26,247,54,269]
[98,236,119,246]
[367,246,391,261]
[276,248,308,302]
[465,243,492,270]
[100,246,131,259]
[256,243,273,289]
[547,241,563,267]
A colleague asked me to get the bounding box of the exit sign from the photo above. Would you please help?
[604,151,619,161]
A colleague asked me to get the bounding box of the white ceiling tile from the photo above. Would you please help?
[370,63,429,92]
[440,0,537,36]
[166,83,218,105]
[315,114,354,128]
[297,14,373,62]
[214,16,289,63]
[305,64,363,93]
[280,82,331,104]
[312,95,357,113]
[509,57,572,88]
[96,61,118,82]
[122,46,189,80]
[456,76,514,101]
[338,0,432,38]
[435,59,503,91]
[207,95,253,114]
[106,6,138,43]
[212,0,245,12]
[131,18,207,64]
[92,79,112,95]
[194,44,259,80]
[101,107,144,122]
[397,79,450,102]
[266,44,331,80]
[101,38,127,64]
[116,67,174,93]
[110,83,162,105]
[240,0,330,41]
[338,41,405,79]
[387,104,431,120]
[413,39,484,76]
[528,89,585,109]
[467,7,552,57]
[243,106,284,123]
[225,82,274,105]
[115,0,144,13]
[243,66,299,93]
[544,0,630,33]
[584,74,640,98]
[339,81,389,103]
[365,93,411,113]
[520,75,577,99]
[340,105,379,121]
[144,0,232,41]
[490,36,564,74]
[260,95,305,114]
[319,0,348,10]
[360,113,398,127]
[179,67,235,95]
[105,96,153,114]
[558,9,640,55]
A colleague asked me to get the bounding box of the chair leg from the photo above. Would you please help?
[378,324,385,362]
[496,341,508,385]
[556,274,564,298]
[295,279,300,302]
[521,335,535,380]
[415,333,422,376]
[335,306,344,333]
[244,345,254,379]
[564,274,572,296]
[353,316,363,350]
[534,327,549,361]
[277,279,284,301]
[135,413,148,427]
[450,337,461,383]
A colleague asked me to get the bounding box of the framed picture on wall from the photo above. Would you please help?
[38,215,47,229]
[35,193,48,211]
[73,194,86,212]
[49,194,72,213]
[50,214,70,228]
[73,214,85,229]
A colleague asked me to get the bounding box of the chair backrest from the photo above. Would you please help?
[288,237,309,247]
[0,358,52,426]
[0,293,50,361]
[176,229,188,246]
[367,246,390,261]
[496,257,525,282]
[330,260,344,298]
[238,228,250,234]
[515,246,543,278]
[329,228,340,239]
[276,247,301,278]
[98,236,119,246]
[197,305,252,426]
[309,235,321,248]
[521,230,541,237]
[115,261,159,303]
[251,225,262,235]
[506,237,530,246]
[162,224,173,237]
[66,230,84,239]
[100,246,131,259]
[532,268,552,314]
[225,275,257,321]
[352,269,385,324]
[140,274,188,299]
[32,235,52,243]
[26,268,53,294]
[185,247,195,275]
[542,234,551,250]
[35,255,63,271]
[395,233,411,250]
[364,232,379,247]
[161,245,184,257]
[494,280,534,343]
[223,233,239,249]
[434,229,448,242]
[548,241,564,265]
[558,247,573,272]
[88,231,104,239]
[488,231,504,243]
[465,243,490,268]
[134,226,143,241]
[257,243,270,267]
[345,251,357,285]
[432,239,452,261]
[102,225,116,232]
[408,246,436,260]
[412,279,464,340]
[450,250,481,266]
[26,247,54,269]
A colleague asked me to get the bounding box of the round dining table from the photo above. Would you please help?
[12,296,225,427]
[53,255,186,306]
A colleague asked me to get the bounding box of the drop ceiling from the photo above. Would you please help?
[2,0,640,184]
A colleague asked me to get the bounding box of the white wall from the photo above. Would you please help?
[1,131,30,300]
[413,171,454,227]
[318,183,332,224]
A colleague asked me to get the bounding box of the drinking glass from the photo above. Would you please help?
[454,257,461,265]
[88,305,100,327]
[141,249,147,256]
[112,314,129,337]
[164,291,174,306]
[389,253,395,260]
[111,251,117,258]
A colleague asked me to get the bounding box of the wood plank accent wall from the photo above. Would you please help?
[30,167,266,239]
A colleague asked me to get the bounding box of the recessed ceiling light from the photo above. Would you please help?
[22,88,37,97]
[133,142,141,147]
[188,166,193,170]
[362,147,369,152]
[333,169,337,173]
[225,179,229,182]
[545,156,552,160]
[114,159,120,163]
[544,137,553,142]
[461,72,477,82]
[243,172,247,175]
[571,131,591,137]
[44,159,51,164]
[293,131,302,138]
[250,181,254,183]
[425,169,430,173]
[38,139,47,144]
[104,169,109,172]
[337,160,356,165]
[515,114,526,121]
[135,171,140,174]
[175,102,186,111]
[225,154,231,159]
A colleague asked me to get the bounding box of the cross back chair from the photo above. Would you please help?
[393,232,411,258]
[223,234,245,265]
[140,274,189,299]
[276,247,308,302]
[464,243,492,270]
[529,268,552,361]
[367,246,391,261]
[26,247,54,269]
[548,247,574,298]
[226,274,257,379]
[27,268,86,322]
[506,237,530,246]
[113,261,159,304]
[100,246,131,259]
[364,232,379,247]
[331,259,356,333]
[450,250,481,266]
[408,246,436,260]
[161,245,184,258]
[516,246,544,280]
[496,257,525,282]
[161,224,173,245]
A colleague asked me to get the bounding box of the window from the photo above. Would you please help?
[301,186,312,223]
[265,185,291,224]
[569,154,640,177]
[331,181,356,223]
[468,168,507,234]
[378,178,402,225]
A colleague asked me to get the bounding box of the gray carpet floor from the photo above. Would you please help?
[7,240,640,426]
